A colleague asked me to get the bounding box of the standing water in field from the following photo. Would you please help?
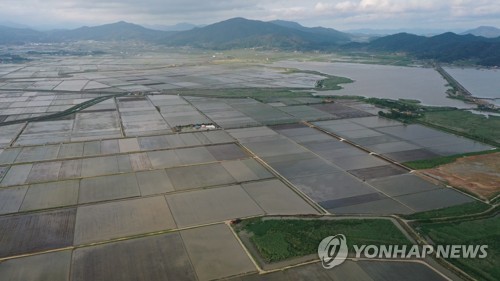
[275,61,473,108]
[444,67,500,106]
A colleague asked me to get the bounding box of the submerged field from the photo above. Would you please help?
[418,110,500,147]
[275,61,471,108]
[444,67,500,105]
[0,48,497,281]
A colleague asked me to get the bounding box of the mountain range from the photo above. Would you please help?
[143,23,201,32]
[164,18,351,49]
[48,21,173,42]
[357,32,500,66]
[461,26,500,38]
[0,21,174,44]
[1,18,499,66]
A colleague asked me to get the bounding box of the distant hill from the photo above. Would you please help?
[356,32,500,66]
[0,21,173,44]
[0,21,31,29]
[48,21,172,42]
[164,17,350,50]
[0,18,352,48]
[270,20,351,41]
[0,26,47,44]
[1,18,500,66]
[145,23,199,32]
[345,28,452,36]
[462,26,500,38]
[366,32,427,50]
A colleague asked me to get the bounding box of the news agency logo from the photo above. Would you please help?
[318,234,488,269]
[317,234,348,269]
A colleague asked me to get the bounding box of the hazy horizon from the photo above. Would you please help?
[0,18,496,36]
[0,0,499,32]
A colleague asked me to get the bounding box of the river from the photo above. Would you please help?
[274,61,473,108]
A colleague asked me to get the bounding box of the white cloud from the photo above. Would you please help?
[0,0,498,30]
[314,0,442,14]
[335,1,358,12]
[270,6,308,18]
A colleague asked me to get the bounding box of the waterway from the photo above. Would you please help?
[275,61,473,108]
[444,67,500,106]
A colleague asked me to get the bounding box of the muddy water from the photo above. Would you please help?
[275,61,472,108]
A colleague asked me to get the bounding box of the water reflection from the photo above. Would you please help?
[275,61,473,108]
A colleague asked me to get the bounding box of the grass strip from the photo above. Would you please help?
[403,201,491,221]
[237,218,410,263]
[416,215,500,281]
[404,149,499,170]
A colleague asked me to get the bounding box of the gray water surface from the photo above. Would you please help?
[444,67,500,106]
[275,61,472,108]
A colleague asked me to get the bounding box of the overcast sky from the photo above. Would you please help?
[1,0,499,31]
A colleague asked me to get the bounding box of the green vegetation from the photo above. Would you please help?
[324,95,365,100]
[398,99,421,104]
[0,93,128,126]
[168,88,321,104]
[169,85,369,105]
[366,98,421,112]
[404,149,499,170]
[0,53,30,63]
[363,32,500,66]
[237,218,410,263]
[378,110,420,122]
[436,65,479,106]
[418,110,500,146]
[363,98,500,147]
[211,49,333,64]
[315,76,353,90]
[365,98,423,123]
[334,51,416,66]
[165,18,351,50]
[403,201,491,221]
[282,68,354,91]
[416,215,500,281]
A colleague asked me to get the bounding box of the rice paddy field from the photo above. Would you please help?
[0,49,495,281]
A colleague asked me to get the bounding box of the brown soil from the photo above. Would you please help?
[420,152,500,200]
